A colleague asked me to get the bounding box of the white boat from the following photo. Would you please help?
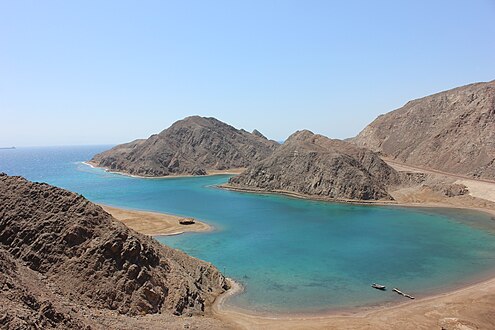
[371,283,386,290]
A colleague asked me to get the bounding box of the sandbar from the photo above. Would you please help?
[101,205,212,236]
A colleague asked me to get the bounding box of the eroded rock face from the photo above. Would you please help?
[352,80,495,180]
[0,248,91,329]
[228,130,400,201]
[0,173,228,320]
[90,116,279,177]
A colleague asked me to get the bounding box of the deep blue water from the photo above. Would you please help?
[2,146,495,313]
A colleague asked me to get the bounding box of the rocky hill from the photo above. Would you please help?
[90,116,279,177]
[353,80,495,180]
[0,173,228,329]
[228,130,401,201]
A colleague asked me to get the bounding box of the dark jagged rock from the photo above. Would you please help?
[228,130,401,201]
[90,116,279,177]
[0,174,228,327]
[353,80,495,180]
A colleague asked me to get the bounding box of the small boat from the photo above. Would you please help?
[179,218,195,225]
[393,288,415,299]
[371,283,386,290]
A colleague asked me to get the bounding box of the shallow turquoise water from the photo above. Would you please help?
[2,146,495,313]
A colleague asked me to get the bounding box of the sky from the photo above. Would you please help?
[1,0,494,147]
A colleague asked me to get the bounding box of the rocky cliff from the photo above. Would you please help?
[90,116,279,177]
[228,130,401,200]
[353,80,495,180]
[0,173,228,329]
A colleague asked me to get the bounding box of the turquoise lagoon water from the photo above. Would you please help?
[2,146,495,313]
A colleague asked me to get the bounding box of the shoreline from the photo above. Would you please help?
[83,161,245,179]
[100,205,213,236]
[102,200,495,326]
[213,275,495,329]
[215,184,495,328]
[219,184,398,204]
[215,262,495,317]
[220,184,495,217]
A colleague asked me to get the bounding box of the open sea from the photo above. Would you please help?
[2,145,495,313]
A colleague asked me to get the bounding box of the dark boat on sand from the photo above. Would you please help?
[179,218,196,225]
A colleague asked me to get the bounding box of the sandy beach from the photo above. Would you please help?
[212,276,495,329]
[84,161,245,179]
[101,205,211,236]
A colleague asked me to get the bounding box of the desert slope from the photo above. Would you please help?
[90,116,279,177]
[228,130,401,201]
[353,80,495,180]
[0,173,229,329]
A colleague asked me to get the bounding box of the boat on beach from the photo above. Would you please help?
[179,218,196,225]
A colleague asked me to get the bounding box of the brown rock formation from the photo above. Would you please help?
[90,116,279,177]
[353,80,495,180]
[228,130,401,200]
[0,173,228,329]
[0,247,91,329]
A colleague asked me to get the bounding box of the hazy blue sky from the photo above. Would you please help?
[1,1,494,146]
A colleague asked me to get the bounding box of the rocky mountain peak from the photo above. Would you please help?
[252,129,267,139]
[285,129,315,142]
[352,80,495,180]
[90,116,279,177]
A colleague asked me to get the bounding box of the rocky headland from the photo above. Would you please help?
[0,173,229,329]
[225,129,489,206]
[90,116,279,177]
[352,80,495,180]
[227,130,404,201]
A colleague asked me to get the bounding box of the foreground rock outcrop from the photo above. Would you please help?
[0,247,90,329]
[0,173,229,329]
[228,130,402,200]
[90,116,279,177]
[353,80,495,180]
